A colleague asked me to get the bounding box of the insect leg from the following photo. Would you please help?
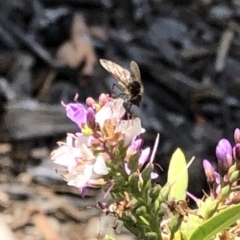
[112,83,125,98]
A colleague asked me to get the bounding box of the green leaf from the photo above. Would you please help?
[167,148,188,200]
[189,203,240,240]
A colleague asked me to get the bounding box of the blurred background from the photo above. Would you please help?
[0,0,240,239]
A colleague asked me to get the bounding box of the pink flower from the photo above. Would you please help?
[51,133,93,172]
[131,139,143,150]
[51,133,108,192]
[124,139,150,175]
[63,155,108,191]
[125,139,142,161]
[51,134,83,171]
[62,102,87,127]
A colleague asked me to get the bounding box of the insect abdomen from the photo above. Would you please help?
[128,81,141,96]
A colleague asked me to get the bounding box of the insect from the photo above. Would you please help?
[161,199,189,219]
[99,59,144,109]
[98,192,132,218]
[161,198,203,220]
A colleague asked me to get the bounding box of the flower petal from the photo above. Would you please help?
[117,118,143,146]
[93,156,109,175]
[151,172,158,179]
[65,103,87,126]
[139,147,150,166]
[95,98,125,129]
[124,163,131,175]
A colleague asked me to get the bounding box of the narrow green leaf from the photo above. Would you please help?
[167,148,188,200]
[189,203,240,240]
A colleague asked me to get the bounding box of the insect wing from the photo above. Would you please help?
[130,61,141,82]
[100,59,131,87]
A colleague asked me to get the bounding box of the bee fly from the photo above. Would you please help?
[100,59,144,109]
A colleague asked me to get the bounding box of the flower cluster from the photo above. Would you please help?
[50,59,240,240]
[51,93,153,194]
[178,128,240,239]
[203,129,240,205]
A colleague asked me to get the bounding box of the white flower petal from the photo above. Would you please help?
[51,145,81,172]
[95,99,125,129]
[93,156,109,175]
[116,118,143,146]
[84,165,94,180]
[81,144,95,161]
[67,174,88,188]
[75,133,90,147]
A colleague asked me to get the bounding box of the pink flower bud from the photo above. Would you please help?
[87,107,95,129]
[233,143,240,170]
[234,128,240,144]
[216,139,232,176]
[99,93,110,106]
[203,160,215,184]
[86,97,96,107]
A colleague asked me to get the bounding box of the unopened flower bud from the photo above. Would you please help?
[135,206,147,216]
[233,143,240,163]
[203,160,215,185]
[216,139,233,176]
[149,185,162,202]
[128,172,139,188]
[158,184,171,202]
[229,170,240,184]
[168,216,182,234]
[228,164,237,176]
[145,232,158,240]
[129,197,138,208]
[214,172,220,184]
[87,107,95,129]
[215,182,221,196]
[205,199,218,219]
[210,172,221,199]
[219,185,230,201]
[99,93,110,106]
[234,128,240,144]
[86,97,96,106]
[153,199,160,212]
